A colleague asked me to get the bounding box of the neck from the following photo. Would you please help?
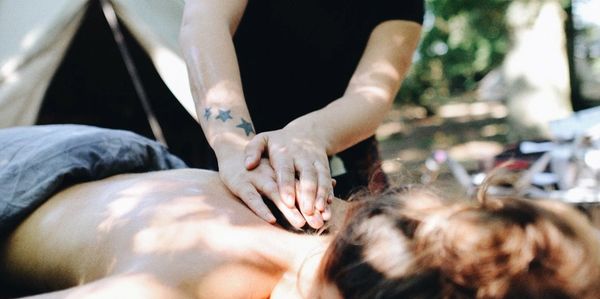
[241,198,349,273]
[271,247,330,299]
[244,226,330,269]
[231,226,330,297]
[240,199,349,297]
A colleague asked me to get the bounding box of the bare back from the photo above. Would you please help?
[1,169,292,298]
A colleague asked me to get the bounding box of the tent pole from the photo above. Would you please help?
[99,0,168,146]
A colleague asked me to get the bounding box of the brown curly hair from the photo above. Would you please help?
[319,188,600,299]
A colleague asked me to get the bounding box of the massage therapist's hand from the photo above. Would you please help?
[217,149,327,229]
[244,125,334,224]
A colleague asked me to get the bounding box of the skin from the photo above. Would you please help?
[179,0,422,229]
[0,169,348,299]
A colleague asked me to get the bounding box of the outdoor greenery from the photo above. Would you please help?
[400,0,591,110]
[398,0,511,108]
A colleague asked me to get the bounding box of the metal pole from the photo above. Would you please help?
[99,0,168,146]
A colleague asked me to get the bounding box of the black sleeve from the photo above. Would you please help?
[369,0,425,26]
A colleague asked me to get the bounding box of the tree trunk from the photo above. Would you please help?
[564,1,588,112]
[503,0,573,140]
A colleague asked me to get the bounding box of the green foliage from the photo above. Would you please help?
[398,0,511,108]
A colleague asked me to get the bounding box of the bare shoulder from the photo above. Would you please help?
[1,168,264,292]
[107,168,223,184]
[71,168,229,198]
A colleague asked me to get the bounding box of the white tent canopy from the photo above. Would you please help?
[0,0,197,128]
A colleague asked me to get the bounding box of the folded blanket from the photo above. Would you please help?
[0,125,187,236]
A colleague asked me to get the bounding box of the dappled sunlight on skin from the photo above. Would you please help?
[1,170,344,296]
[195,263,279,299]
[347,61,400,104]
[133,217,213,255]
[204,80,244,107]
[344,20,420,107]
[208,130,250,149]
[84,171,294,261]
[97,179,193,233]
[131,195,237,255]
[98,196,143,233]
[66,273,189,299]
[289,136,322,153]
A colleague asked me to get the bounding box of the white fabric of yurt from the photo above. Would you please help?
[0,0,196,128]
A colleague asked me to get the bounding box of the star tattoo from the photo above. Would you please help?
[203,107,212,120]
[216,109,233,122]
[236,118,255,136]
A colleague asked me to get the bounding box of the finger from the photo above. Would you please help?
[297,178,324,229]
[244,135,267,170]
[271,154,296,208]
[322,204,332,221]
[253,177,306,228]
[303,209,325,229]
[296,161,318,216]
[237,183,276,223]
[332,178,337,188]
[313,160,331,212]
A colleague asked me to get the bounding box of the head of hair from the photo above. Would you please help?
[318,187,600,299]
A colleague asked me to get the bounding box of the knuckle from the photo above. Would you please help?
[263,182,278,195]
[280,165,294,172]
[239,187,258,200]
[301,169,317,179]
[277,167,295,178]
[316,187,327,197]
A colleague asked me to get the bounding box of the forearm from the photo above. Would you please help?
[288,20,421,155]
[179,0,253,156]
[286,93,393,156]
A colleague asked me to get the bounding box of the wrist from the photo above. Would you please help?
[284,115,333,155]
[210,132,249,161]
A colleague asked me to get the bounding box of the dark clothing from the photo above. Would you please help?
[0,125,186,236]
[234,0,424,131]
[234,0,424,196]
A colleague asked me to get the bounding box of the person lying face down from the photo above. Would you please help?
[1,126,600,298]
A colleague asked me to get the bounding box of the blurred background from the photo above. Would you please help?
[379,0,600,182]
[1,0,599,181]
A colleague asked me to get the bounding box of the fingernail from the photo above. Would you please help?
[309,213,324,229]
[294,216,306,228]
[288,209,305,227]
[323,205,332,221]
[245,157,252,166]
[284,193,295,207]
[316,196,325,211]
[265,213,276,223]
[303,201,314,215]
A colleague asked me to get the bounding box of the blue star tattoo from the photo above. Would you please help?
[236,118,255,136]
[216,109,233,122]
[203,107,212,120]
